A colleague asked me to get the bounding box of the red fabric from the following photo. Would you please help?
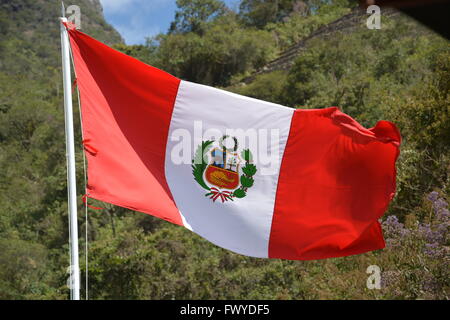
[269,107,400,260]
[67,28,183,226]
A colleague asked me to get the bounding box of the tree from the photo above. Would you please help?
[159,14,277,86]
[169,0,227,35]
[239,0,355,28]
[239,0,291,28]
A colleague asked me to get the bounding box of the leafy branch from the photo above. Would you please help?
[232,149,257,198]
[192,140,213,190]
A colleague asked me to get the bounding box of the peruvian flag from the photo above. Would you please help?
[67,25,400,260]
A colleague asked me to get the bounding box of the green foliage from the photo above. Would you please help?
[242,163,257,176]
[241,148,252,162]
[388,50,450,153]
[385,50,450,217]
[230,71,288,103]
[240,175,254,188]
[192,140,214,190]
[0,238,62,299]
[239,0,354,30]
[232,189,246,198]
[170,0,227,35]
[232,149,257,199]
[239,0,283,28]
[157,13,278,86]
[112,43,158,66]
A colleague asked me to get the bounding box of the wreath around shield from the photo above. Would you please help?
[191,135,257,202]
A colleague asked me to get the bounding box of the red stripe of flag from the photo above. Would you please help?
[269,108,400,259]
[68,28,183,226]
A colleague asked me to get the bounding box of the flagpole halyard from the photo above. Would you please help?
[60,16,80,300]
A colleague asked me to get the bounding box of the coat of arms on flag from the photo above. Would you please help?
[192,135,257,203]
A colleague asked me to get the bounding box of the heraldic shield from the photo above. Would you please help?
[205,147,240,190]
[192,135,257,202]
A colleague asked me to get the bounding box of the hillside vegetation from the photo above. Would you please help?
[0,0,448,299]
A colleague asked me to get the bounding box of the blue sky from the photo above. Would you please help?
[99,0,241,45]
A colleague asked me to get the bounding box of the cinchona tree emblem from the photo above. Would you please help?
[192,135,257,203]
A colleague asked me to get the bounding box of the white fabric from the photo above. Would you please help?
[165,80,293,257]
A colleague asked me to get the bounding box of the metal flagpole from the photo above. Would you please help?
[60,9,80,300]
